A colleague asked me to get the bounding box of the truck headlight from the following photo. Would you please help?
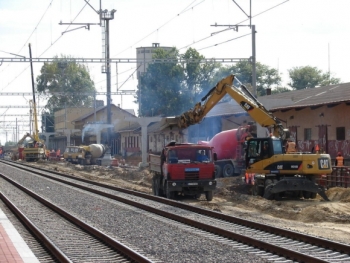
[172,182,176,186]
[209,181,213,186]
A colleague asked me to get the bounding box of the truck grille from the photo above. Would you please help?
[185,171,199,180]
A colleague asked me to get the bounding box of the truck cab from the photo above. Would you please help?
[63,146,80,163]
[150,142,217,201]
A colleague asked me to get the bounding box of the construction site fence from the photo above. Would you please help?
[317,166,350,188]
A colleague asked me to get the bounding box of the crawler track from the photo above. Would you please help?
[2,160,350,262]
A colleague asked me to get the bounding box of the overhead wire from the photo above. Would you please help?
[0,0,55,75]
[180,0,290,50]
[1,1,89,91]
[197,33,251,51]
[113,0,205,57]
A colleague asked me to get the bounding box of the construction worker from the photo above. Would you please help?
[335,152,344,166]
[315,144,320,154]
[45,149,50,160]
[286,139,297,153]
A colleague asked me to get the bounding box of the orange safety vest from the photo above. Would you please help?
[336,156,344,166]
[286,142,296,153]
[315,144,320,151]
[245,173,255,185]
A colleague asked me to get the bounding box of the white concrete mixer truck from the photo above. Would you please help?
[63,144,107,165]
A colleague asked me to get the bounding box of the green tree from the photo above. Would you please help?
[5,141,15,146]
[272,86,292,94]
[137,48,220,116]
[137,48,186,116]
[36,56,95,114]
[288,66,340,90]
[181,48,220,102]
[213,61,281,96]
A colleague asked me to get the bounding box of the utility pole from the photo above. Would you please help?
[251,25,257,96]
[100,9,116,144]
[59,1,116,145]
[211,0,257,96]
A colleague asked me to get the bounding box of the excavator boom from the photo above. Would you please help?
[177,75,289,139]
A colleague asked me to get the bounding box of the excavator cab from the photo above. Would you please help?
[245,137,284,166]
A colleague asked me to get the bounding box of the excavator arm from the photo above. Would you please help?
[17,133,36,146]
[177,75,290,140]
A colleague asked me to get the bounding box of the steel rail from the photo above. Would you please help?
[0,172,154,263]
[0,192,71,263]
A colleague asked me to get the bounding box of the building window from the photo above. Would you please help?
[336,127,345,140]
[304,128,311,140]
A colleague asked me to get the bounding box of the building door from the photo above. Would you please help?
[318,125,328,153]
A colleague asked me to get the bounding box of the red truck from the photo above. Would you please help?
[149,141,217,201]
[198,123,256,177]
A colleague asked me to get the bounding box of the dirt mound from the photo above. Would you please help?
[326,187,350,202]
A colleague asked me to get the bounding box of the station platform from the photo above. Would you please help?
[0,208,39,263]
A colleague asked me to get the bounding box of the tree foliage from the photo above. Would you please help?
[137,48,185,117]
[288,66,340,90]
[36,56,95,114]
[272,86,292,94]
[213,61,281,96]
[137,48,220,117]
[181,48,220,102]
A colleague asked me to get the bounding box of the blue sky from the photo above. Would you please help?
[0,0,349,143]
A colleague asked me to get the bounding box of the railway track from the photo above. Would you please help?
[1,160,350,262]
[0,173,154,262]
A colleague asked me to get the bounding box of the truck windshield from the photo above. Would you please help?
[65,147,77,153]
[167,148,213,163]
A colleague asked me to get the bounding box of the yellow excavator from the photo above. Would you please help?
[176,75,332,200]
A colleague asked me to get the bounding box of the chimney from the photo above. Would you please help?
[266,88,272,95]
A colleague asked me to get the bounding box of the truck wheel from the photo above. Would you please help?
[152,175,160,196]
[252,184,263,197]
[273,179,281,201]
[205,191,213,201]
[223,163,234,177]
[302,191,311,199]
[165,182,175,199]
[214,165,222,178]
